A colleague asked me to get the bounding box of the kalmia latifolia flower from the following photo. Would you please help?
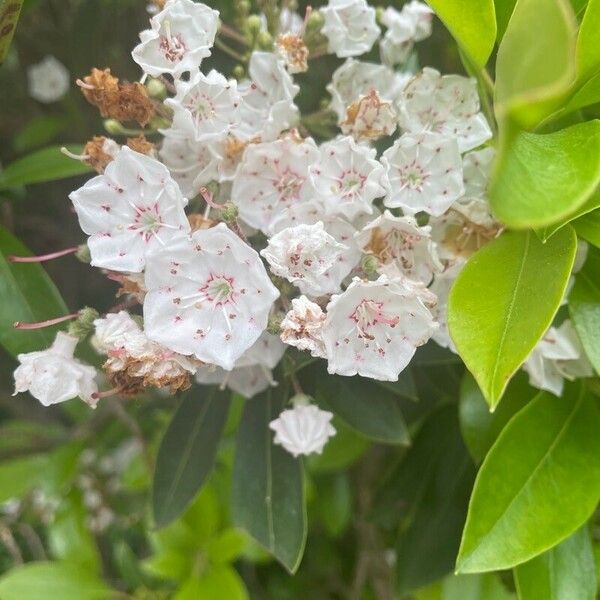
[462,146,495,199]
[341,89,398,141]
[382,132,464,216]
[280,296,327,358]
[69,147,190,273]
[132,0,219,78]
[261,222,348,297]
[321,0,380,58]
[310,135,387,219]
[27,55,70,103]
[143,223,279,370]
[14,332,98,408]
[322,275,437,381]
[276,33,309,74]
[269,403,336,457]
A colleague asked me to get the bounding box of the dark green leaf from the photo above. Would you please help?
[457,382,600,573]
[0,454,48,503]
[13,116,69,153]
[0,0,24,64]
[152,386,231,528]
[514,527,597,600]
[448,229,576,408]
[231,388,307,573]
[0,145,91,191]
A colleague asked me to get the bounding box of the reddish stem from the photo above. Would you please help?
[9,247,79,263]
[14,312,80,330]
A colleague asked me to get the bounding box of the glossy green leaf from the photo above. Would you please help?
[231,388,307,573]
[416,572,516,600]
[425,0,496,66]
[0,0,23,64]
[206,529,248,565]
[0,145,91,191]
[514,527,597,600]
[569,246,600,373]
[152,386,231,528]
[0,562,111,600]
[317,373,410,444]
[0,226,69,356]
[494,0,517,42]
[573,209,600,248]
[457,383,600,573]
[565,71,600,110]
[375,406,475,591]
[174,566,248,600]
[490,121,600,229]
[316,472,352,538]
[459,372,535,463]
[576,0,600,83]
[0,454,48,503]
[538,191,600,241]
[448,229,576,408]
[494,0,577,127]
[13,116,69,153]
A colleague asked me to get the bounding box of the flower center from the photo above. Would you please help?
[350,299,399,339]
[276,169,303,202]
[201,275,236,305]
[129,205,163,241]
[159,29,187,63]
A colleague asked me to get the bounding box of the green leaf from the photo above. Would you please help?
[206,529,248,565]
[425,0,496,66]
[0,145,91,191]
[13,116,69,153]
[576,0,600,83]
[456,383,600,573]
[514,527,597,600]
[494,0,517,42]
[448,229,576,408]
[317,373,410,444]
[459,372,536,463]
[490,121,600,229]
[417,572,516,600]
[569,246,600,373]
[152,386,231,528]
[573,208,600,248]
[0,562,111,600]
[0,454,48,503]
[316,473,352,538]
[174,566,248,600]
[538,191,600,241]
[0,0,24,64]
[231,388,307,573]
[0,226,69,356]
[376,406,475,592]
[565,71,600,110]
[494,0,577,127]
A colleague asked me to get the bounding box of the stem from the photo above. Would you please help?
[219,22,248,45]
[214,37,246,62]
[9,246,79,263]
[14,312,80,330]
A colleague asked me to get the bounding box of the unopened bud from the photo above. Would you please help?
[146,77,167,100]
[361,254,380,276]
[75,244,91,264]
[232,65,245,80]
[149,115,171,130]
[220,202,239,222]
[246,14,262,37]
[306,11,324,33]
[267,314,283,335]
[103,119,124,135]
[257,31,273,51]
[375,7,385,24]
[67,306,100,340]
[237,0,251,16]
[291,393,313,407]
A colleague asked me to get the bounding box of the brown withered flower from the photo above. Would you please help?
[276,33,309,74]
[187,213,217,231]
[126,135,156,156]
[341,89,397,141]
[83,136,119,173]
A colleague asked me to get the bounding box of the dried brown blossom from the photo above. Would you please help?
[83,136,119,173]
[341,89,397,141]
[126,135,156,156]
[276,33,309,74]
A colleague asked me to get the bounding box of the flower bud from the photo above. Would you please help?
[75,244,91,264]
[220,202,239,222]
[291,394,313,407]
[236,0,251,16]
[145,77,167,100]
[103,119,124,135]
[361,254,380,276]
[68,306,100,340]
[232,65,245,80]
[246,14,262,37]
[305,11,324,33]
[267,314,283,335]
[257,31,273,51]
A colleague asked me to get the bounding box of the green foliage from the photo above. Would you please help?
[0,0,24,64]
[457,383,600,573]
[448,228,576,408]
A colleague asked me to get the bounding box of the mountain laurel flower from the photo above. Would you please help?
[523,321,593,397]
[322,275,437,380]
[382,132,464,216]
[280,296,327,358]
[356,210,442,284]
[143,223,279,370]
[27,55,70,103]
[396,68,492,153]
[165,70,241,142]
[261,222,348,297]
[310,136,387,219]
[13,332,99,408]
[132,0,219,78]
[341,89,398,141]
[231,135,318,233]
[428,261,463,352]
[269,404,336,457]
[195,333,286,398]
[462,146,495,199]
[69,147,190,273]
[321,0,380,58]
[276,33,309,74]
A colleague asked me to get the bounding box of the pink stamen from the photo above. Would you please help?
[9,246,79,263]
[199,186,224,209]
[91,386,123,401]
[14,312,80,330]
[75,79,95,90]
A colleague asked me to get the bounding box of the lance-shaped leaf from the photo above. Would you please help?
[573,209,600,248]
[152,386,230,528]
[456,383,600,573]
[231,388,307,573]
[0,0,24,64]
[448,228,576,409]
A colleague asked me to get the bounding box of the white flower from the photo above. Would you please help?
[27,56,70,103]
[269,404,336,457]
[261,222,347,297]
[322,275,437,381]
[143,223,280,370]
[13,332,98,407]
[310,136,386,219]
[397,67,492,153]
[69,147,190,273]
[237,52,299,140]
[195,333,286,398]
[280,296,327,358]
[279,7,305,34]
[158,134,218,198]
[462,146,495,199]
[429,262,463,352]
[91,311,145,355]
[382,132,464,216]
[402,1,434,41]
[166,70,241,142]
[231,134,318,233]
[340,89,398,141]
[321,0,380,58]
[523,321,593,396]
[355,210,442,284]
[327,59,410,123]
[132,0,219,78]
[380,8,415,66]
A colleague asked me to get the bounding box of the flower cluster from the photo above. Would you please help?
[14,0,588,459]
